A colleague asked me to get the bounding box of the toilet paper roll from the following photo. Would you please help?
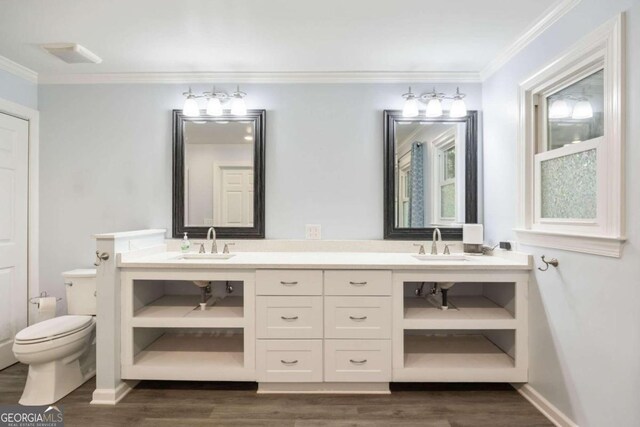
[37,297,57,322]
[463,224,484,245]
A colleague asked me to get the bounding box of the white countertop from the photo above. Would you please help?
[118,250,532,270]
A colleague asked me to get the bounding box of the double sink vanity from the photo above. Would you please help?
[92,229,530,403]
[88,108,529,404]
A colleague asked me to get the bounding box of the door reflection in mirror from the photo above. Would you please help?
[184,121,255,227]
[394,122,466,228]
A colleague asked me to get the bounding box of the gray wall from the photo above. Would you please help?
[483,0,640,425]
[38,82,482,304]
[0,69,37,109]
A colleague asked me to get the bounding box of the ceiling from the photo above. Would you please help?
[0,0,562,81]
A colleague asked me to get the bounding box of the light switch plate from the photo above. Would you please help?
[305,224,321,240]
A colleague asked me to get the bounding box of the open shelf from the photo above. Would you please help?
[404,334,514,369]
[123,330,253,381]
[132,295,244,328]
[393,331,526,382]
[403,296,516,330]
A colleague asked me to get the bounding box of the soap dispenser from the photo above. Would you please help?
[181,232,191,253]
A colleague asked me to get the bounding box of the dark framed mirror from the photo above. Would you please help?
[383,110,478,240]
[172,109,266,239]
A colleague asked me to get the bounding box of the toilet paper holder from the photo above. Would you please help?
[29,291,62,306]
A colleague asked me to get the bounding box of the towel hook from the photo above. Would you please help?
[94,251,110,266]
[538,255,559,272]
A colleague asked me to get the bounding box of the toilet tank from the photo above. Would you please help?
[63,269,97,315]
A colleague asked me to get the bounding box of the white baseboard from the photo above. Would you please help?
[90,380,139,405]
[513,383,578,427]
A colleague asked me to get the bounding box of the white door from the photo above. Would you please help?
[0,113,28,369]
[218,166,253,226]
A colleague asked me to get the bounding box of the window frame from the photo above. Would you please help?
[432,136,457,224]
[515,14,625,257]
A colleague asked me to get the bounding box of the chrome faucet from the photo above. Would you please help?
[431,228,442,255]
[207,227,218,254]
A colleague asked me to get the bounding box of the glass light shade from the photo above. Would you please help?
[402,97,419,117]
[449,98,467,118]
[572,100,593,119]
[183,97,200,117]
[425,98,443,118]
[206,97,223,116]
[231,96,247,116]
[548,99,571,119]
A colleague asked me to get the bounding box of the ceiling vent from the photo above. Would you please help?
[41,43,102,64]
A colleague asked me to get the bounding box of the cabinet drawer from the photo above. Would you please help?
[324,296,391,339]
[257,270,323,295]
[256,340,323,382]
[257,296,323,339]
[324,339,391,382]
[324,270,392,296]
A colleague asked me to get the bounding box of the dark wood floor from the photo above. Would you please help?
[0,363,550,426]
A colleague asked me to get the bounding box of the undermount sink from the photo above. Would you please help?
[176,253,236,260]
[412,254,467,261]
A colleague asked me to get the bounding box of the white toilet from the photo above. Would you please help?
[13,269,97,406]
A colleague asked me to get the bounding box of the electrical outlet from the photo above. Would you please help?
[305,224,321,240]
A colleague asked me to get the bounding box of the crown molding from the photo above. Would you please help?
[0,54,38,83]
[480,0,581,81]
[38,70,481,85]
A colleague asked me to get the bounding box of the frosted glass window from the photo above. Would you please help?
[540,149,597,219]
[444,147,455,180]
[546,70,604,151]
[440,183,455,218]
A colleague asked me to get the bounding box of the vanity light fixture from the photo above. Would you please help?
[401,86,467,118]
[182,85,249,117]
[401,87,420,118]
[206,94,223,116]
[230,86,248,116]
[449,88,468,118]
[182,88,200,117]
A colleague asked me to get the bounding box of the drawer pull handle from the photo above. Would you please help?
[349,315,368,321]
[280,281,298,286]
[281,359,299,365]
[280,316,299,321]
[349,281,368,286]
[349,359,367,365]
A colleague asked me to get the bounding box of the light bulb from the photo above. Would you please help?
[231,96,247,116]
[183,96,200,117]
[425,98,443,118]
[572,99,593,119]
[402,96,419,117]
[206,96,223,116]
[449,98,467,118]
[548,99,571,119]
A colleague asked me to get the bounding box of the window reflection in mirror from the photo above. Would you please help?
[546,69,604,151]
[184,121,255,227]
[394,122,466,228]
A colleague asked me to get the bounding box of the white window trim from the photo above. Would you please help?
[431,131,456,224]
[515,14,626,257]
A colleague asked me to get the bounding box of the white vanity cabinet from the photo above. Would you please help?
[106,245,531,401]
[255,269,393,386]
[119,270,256,382]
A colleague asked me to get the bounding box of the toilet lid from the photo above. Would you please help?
[15,315,93,342]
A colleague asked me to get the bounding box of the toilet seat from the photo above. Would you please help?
[15,315,93,344]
